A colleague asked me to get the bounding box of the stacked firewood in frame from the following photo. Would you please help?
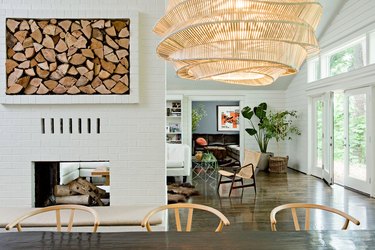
[6,18,130,95]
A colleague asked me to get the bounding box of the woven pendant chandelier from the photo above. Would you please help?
[154,0,323,86]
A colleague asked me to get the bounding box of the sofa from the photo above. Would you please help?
[59,161,110,185]
[166,144,191,177]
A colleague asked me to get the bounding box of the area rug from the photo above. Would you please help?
[167,183,199,204]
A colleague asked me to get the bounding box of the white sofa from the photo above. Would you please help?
[166,144,191,177]
[59,161,110,185]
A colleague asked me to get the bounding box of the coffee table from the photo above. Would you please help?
[192,156,218,183]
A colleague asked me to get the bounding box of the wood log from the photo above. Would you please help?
[117,38,129,49]
[81,48,94,58]
[103,79,116,89]
[76,76,89,87]
[30,21,39,32]
[90,38,103,49]
[25,68,36,76]
[33,42,43,53]
[105,35,119,49]
[55,39,68,52]
[43,24,56,36]
[115,64,128,74]
[7,68,23,86]
[69,53,86,65]
[25,47,35,58]
[69,177,105,206]
[13,52,27,62]
[105,52,119,63]
[120,58,129,69]
[111,82,129,94]
[17,76,31,88]
[111,74,121,82]
[79,85,96,94]
[67,47,78,57]
[37,83,49,94]
[92,20,105,29]
[67,66,79,75]
[103,45,113,56]
[14,31,28,43]
[71,22,82,32]
[30,78,42,87]
[35,52,46,63]
[54,185,79,197]
[59,76,77,87]
[38,20,49,29]
[67,85,80,94]
[119,75,129,85]
[30,28,43,43]
[52,35,60,46]
[84,70,94,81]
[58,20,72,32]
[13,42,24,52]
[36,66,50,79]
[72,30,83,38]
[77,66,89,75]
[23,37,34,48]
[18,60,30,69]
[81,20,91,28]
[113,21,126,32]
[6,19,20,33]
[19,20,30,31]
[6,84,23,94]
[65,33,77,48]
[38,61,49,70]
[52,84,67,94]
[42,35,55,49]
[74,36,87,48]
[105,20,111,28]
[95,84,111,94]
[7,48,16,58]
[86,60,94,70]
[91,77,102,88]
[57,53,68,63]
[92,28,103,41]
[30,59,38,67]
[55,26,63,36]
[41,48,56,62]
[116,49,129,59]
[44,80,58,90]
[98,70,111,79]
[49,62,57,72]
[24,84,38,95]
[55,195,92,205]
[118,27,130,38]
[93,48,104,59]
[6,59,18,74]
[105,26,116,37]
[50,19,57,25]
[94,63,101,76]
[101,59,116,73]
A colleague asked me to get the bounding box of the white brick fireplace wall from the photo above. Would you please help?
[0,0,166,207]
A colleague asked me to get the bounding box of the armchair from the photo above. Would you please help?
[166,144,191,177]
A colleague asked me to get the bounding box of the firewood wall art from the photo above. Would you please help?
[6,18,130,95]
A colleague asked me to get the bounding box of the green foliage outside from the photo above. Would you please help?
[192,104,207,132]
[329,43,364,77]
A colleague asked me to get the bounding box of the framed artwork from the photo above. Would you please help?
[217,106,240,131]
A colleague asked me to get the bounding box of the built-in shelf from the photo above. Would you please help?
[166,96,183,144]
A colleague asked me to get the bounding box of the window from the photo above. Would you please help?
[308,57,320,83]
[326,37,366,77]
[369,31,375,64]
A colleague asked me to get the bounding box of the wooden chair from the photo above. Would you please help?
[141,203,230,232]
[5,204,100,232]
[270,203,360,231]
[217,149,261,196]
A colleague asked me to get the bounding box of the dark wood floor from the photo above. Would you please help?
[168,169,375,232]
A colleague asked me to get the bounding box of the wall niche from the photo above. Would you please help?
[6,18,130,95]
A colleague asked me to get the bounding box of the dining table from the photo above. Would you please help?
[0,230,374,249]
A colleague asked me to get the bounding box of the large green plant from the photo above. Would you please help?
[242,102,271,153]
[264,110,301,155]
[192,104,207,132]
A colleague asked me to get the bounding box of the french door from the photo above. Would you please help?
[344,88,371,194]
[311,93,334,185]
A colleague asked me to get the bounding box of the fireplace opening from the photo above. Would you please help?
[34,161,110,208]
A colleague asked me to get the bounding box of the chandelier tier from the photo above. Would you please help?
[154,0,323,86]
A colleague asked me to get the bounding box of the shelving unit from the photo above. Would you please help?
[166,96,183,144]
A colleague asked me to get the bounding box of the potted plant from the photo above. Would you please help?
[192,104,207,132]
[265,110,301,173]
[241,102,274,170]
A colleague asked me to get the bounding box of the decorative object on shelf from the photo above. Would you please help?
[217,106,239,132]
[195,151,203,161]
[153,0,322,86]
[6,18,130,95]
[192,104,207,132]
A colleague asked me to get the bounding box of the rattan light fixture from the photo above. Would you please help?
[154,0,323,86]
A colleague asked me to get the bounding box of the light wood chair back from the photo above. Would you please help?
[141,203,230,232]
[5,204,100,232]
[238,150,261,179]
[270,203,360,231]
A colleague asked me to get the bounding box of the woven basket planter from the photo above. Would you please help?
[269,156,289,173]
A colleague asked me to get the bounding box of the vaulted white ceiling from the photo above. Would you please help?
[166,0,347,91]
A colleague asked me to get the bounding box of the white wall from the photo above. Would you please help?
[285,0,375,173]
[0,0,166,208]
